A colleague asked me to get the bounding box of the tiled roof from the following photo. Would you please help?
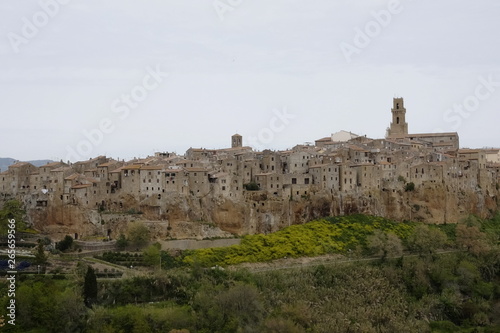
[71,184,92,189]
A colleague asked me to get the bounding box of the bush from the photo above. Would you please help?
[116,234,129,250]
[405,182,415,192]
[56,235,74,252]
[243,182,260,191]
[183,215,415,267]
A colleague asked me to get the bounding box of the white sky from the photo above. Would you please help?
[1,0,499,162]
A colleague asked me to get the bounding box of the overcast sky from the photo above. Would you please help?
[1,0,499,162]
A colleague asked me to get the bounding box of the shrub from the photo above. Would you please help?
[243,182,260,191]
[56,235,74,252]
[405,182,415,192]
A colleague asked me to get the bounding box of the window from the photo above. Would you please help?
[292,178,297,184]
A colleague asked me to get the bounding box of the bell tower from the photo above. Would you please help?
[231,133,242,148]
[387,97,408,137]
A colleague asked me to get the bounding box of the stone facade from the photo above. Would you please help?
[0,102,498,240]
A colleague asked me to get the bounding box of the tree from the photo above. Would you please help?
[193,284,264,332]
[116,233,129,250]
[408,224,447,257]
[34,241,48,265]
[127,222,150,248]
[143,243,161,267]
[83,266,98,308]
[56,235,74,252]
[367,230,403,261]
[0,199,26,233]
[456,224,490,256]
[404,182,415,192]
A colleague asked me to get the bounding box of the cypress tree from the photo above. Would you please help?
[83,266,98,308]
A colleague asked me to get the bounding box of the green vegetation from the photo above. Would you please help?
[56,235,74,252]
[243,182,260,191]
[83,266,98,308]
[405,181,416,192]
[2,213,500,332]
[183,215,415,267]
[116,233,129,250]
[0,199,27,233]
[127,222,150,248]
[95,252,146,267]
[143,242,162,267]
[33,242,48,265]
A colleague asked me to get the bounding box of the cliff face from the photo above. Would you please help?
[23,182,498,241]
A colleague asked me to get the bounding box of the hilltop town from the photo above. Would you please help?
[1,98,499,240]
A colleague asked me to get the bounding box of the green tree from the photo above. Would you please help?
[84,266,98,308]
[16,279,86,331]
[143,243,161,267]
[404,182,415,192]
[0,199,26,233]
[34,241,48,265]
[367,230,403,261]
[127,222,150,248]
[56,235,74,252]
[193,283,264,332]
[456,224,490,256]
[116,233,129,250]
[408,224,447,257]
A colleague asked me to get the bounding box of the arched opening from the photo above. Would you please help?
[397,117,400,124]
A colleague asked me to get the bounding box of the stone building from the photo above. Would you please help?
[1,97,498,239]
[386,97,459,152]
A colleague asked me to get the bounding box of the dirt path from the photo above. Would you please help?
[230,250,460,273]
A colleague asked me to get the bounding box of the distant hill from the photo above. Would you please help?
[0,158,54,172]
